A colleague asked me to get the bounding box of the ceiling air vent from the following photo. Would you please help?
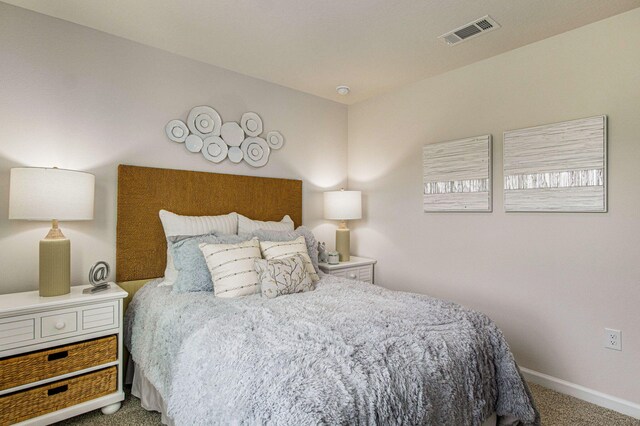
[438,15,500,46]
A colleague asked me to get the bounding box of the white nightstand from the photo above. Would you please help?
[318,256,377,284]
[0,284,127,425]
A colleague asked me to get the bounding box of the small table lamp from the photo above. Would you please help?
[324,189,361,262]
[9,167,95,297]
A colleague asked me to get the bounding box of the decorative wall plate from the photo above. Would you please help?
[241,112,263,137]
[166,106,284,167]
[202,136,228,163]
[241,137,270,167]
[221,122,245,147]
[185,134,204,153]
[165,120,189,143]
[266,131,284,149]
[228,146,244,163]
[187,106,222,138]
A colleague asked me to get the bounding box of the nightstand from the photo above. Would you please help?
[0,284,127,425]
[318,256,377,284]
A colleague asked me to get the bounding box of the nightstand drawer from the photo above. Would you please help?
[0,301,119,353]
[41,311,78,338]
[82,303,116,330]
[0,366,117,425]
[0,335,117,391]
[357,265,373,283]
[318,256,376,285]
[0,318,35,348]
[327,266,373,283]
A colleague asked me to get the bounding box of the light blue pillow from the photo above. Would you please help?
[251,226,319,274]
[170,233,250,293]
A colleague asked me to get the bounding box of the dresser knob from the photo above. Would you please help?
[55,321,66,330]
[348,273,357,279]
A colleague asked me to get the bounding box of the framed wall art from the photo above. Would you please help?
[503,115,607,212]
[423,135,492,212]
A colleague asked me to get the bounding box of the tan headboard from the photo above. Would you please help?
[116,165,302,282]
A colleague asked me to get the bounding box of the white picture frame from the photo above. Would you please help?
[503,115,607,212]
[423,135,492,212]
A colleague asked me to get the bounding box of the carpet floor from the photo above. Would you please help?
[55,383,639,425]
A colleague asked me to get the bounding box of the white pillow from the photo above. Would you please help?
[199,238,262,298]
[159,210,238,285]
[258,236,320,282]
[237,213,294,234]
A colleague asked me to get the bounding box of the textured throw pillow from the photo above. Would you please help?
[159,210,238,285]
[199,238,262,298]
[259,236,320,282]
[169,233,250,293]
[237,214,294,234]
[254,255,313,299]
[252,226,320,274]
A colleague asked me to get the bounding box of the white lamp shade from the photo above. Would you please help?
[9,168,95,221]
[324,190,362,220]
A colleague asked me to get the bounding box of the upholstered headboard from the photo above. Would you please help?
[116,165,302,282]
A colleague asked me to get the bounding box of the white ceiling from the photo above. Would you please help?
[4,0,639,104]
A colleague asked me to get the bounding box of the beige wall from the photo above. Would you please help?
[0,3,347,294]
[348,9,640,403]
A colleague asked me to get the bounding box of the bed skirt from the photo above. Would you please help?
[128,360,175,426]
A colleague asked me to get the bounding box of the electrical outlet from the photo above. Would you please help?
[605,328,622,351]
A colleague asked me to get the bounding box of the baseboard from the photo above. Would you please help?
[521,367,640,419]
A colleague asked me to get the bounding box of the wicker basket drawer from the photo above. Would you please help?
[0,335,117,391]
[0,366,117,425]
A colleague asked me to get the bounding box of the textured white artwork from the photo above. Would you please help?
[503,116,607,212]
[166,106,284,167]
[423,135,492,212]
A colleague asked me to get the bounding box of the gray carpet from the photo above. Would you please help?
[55,383,639,425]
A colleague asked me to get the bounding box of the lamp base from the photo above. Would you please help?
[39,221,70,297]
[336,227,351,262]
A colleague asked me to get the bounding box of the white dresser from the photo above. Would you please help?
[0,284,127,425]
[318,256,377,284]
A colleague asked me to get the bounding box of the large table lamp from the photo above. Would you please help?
[9,167,95,297]
[324,189,361,262]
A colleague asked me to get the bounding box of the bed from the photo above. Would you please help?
[118,165,539,426]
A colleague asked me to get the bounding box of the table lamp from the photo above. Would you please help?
[323,189,361,262]
[9,167,95,297]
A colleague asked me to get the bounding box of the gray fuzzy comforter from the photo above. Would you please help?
[125,276,539,426]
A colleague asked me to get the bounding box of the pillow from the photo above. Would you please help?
[251,226,319,274]
[169,233,250,293]
[237,213,294,234]
[159,210,238,284]
[258,236,320,282]
[199,238,262,298]
[255,254,313,299]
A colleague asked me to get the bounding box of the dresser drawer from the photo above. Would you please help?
[0,318,35,348]
[0,335,117,391]
[82,303,116,330]
[0,366,117,425]
[325,264,374,283]
[41,311,78,338]
[356,265,374,283]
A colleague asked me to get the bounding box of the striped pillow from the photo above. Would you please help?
[259,236,320,282]
[237,214,294,234]
[199,238,262,298]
